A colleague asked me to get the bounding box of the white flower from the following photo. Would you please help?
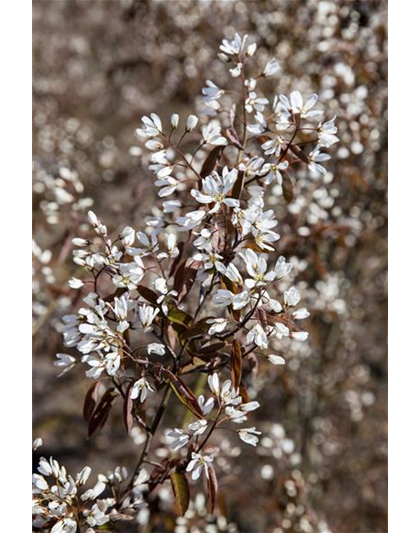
[72,238,90,247]
[247,112,267,135]
[87,210,98,227]
[229,63,243,77]
[262,58,281,77]
[246,324,268,349]
[136,113,162,138]
[274,256,293,279]
[208,373,220,396]
[308,146,331,176]
[188,419,208,436]
[186,452,214,480]
[138,304,159,328]
[119,226,136,247]
[238,427,262,446]
[202,123,227,146]
[284,287,301,307]
[171,113,179,128]
[202,80,224,101]
[112,262,144,290]
[245,92,269,114]
[176,210,206,231]
[288,91,323,118]
[51,518,78,533]
[167,428,190,451]
[220,379,242,406]
[274,323,290,339]
[33,437,43,450]
[213,289,250,310]
[207,318,228,335]
[191,167,239,214]
[54,353,76,375]
[318,116,339,147]
[131,378,154,403]
[292,308,310,320]
[76,466,92,486]
[147,343,165,355]
[268,354,286,365]
[68,277,84,289]
[291,331,309,341]
[198,395,215,415]
[261,135,286,157]
[262,161,289,186]
[220,33,248,56]
[186,114,199,132]
[216,262,243,284]
[246,42,257,56]
[81,479,106,501]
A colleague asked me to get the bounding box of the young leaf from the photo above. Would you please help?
[83,381,101,421]
[200,145,224,180]
[289,143,309,163]
[282,171,294,204]
[137,285,159,304]
[167,307,194,329]
[231,339,242,392]
[231,169,245,199]
[170,472,190,516]
[163,370,204,419]
[207,465,218,515]
[123,380,135,433]
[174,260,200,302]
[88,388,118,437]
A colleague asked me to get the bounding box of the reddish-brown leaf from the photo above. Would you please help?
[174,260,200,302]
[200,145,224,180]
[170,472,190,516]
[123,380,135,433]
[163,370,204,419]
[231,169,245,199]
[137,285,159,304]
[225,128,243,150]
[207,465,218,515]
[169,241,185,278]
[83,381,101,421]
[289,143,309,163]
[88,388,118,437]
[231,339,242,392]
[282,171,294,204]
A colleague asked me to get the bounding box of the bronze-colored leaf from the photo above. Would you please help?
[289,143,309,163]
[169,241,185,278]
[137,285,158,304]
[88,388,118,437]
[231,339,242,392]
[225,128,243,150]
[174,260,200,302]
[200,145,224,180]
[163,370,204,419]
[123,380,135,433]
[170,472,190,516]
[282,171,294,204]
[207,465,218,515]
[83,381,101,421]
[231,169,245,199]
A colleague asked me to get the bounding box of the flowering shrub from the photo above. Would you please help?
[33,32,339,532]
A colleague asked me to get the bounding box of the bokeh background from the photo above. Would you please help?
[33,1,387,532]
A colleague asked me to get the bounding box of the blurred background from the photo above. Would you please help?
[33,1,387,532]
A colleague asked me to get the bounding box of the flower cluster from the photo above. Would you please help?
[32,440,147,532]
[34,31,339,530]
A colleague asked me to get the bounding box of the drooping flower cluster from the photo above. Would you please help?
[34,31,339,530]
[32,440,147,533]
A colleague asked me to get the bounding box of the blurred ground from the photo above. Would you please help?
[33,1,387,532]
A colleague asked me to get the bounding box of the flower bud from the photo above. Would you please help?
[186,114,198,132]
[171,113,179,128]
